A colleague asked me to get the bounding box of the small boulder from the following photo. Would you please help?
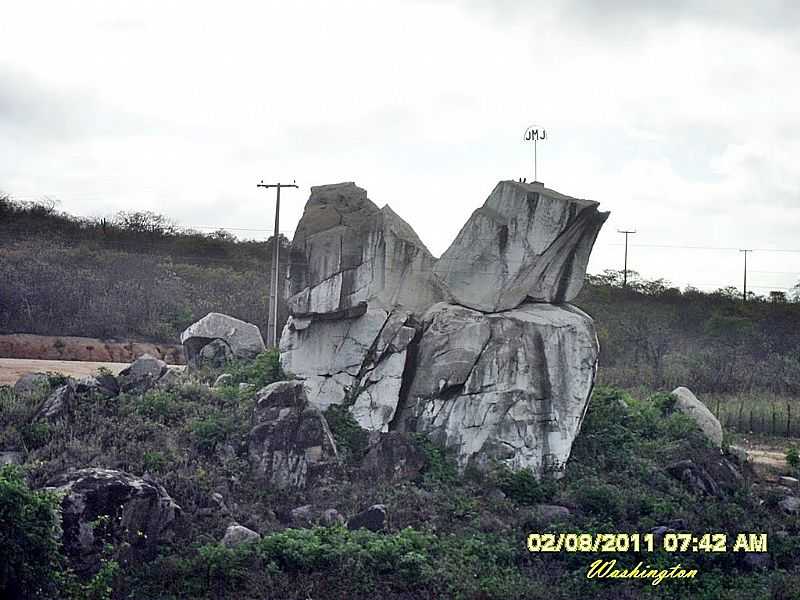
[727,444,749,464]
[0,451,24,465]
[532,504,572,522]
[74,376,116,399]
[155,368,182,390]
[13,372,50,397]
[214,373,234,388]
[181,313,265,369]
[222,524,260,548]
[666,459,720,497]
[45,468,180,574]
[778,476,799,489]
[118,354,168,394]
[778,496,800,515]
[360,432,427,482]
[347,504,387,532]
[671,387,723,448]
[248,381,338,489]
[35,384,74,421]
[321,508,345,526]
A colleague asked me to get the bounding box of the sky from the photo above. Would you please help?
[2,0,799,295]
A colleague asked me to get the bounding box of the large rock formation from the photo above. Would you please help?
[396,302,599,474]
[433,181,608,311]
[278,180,608,477]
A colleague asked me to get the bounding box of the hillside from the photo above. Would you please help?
[2,353,799,599]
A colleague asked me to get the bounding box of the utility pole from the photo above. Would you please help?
[257,180,298,348]
[740,249,752,302]
[618,230,636,287]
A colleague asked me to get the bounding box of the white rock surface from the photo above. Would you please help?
[671,387,724,448]
[181,313,265,365]
[222,524,261,547]
[396,302,599,477]
[280,307,414,431]
[285,183,443,318]
[433,181,609,311]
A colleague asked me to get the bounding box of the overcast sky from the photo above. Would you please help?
[2,1,799,294]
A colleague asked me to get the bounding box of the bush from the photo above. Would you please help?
[495,467,555,505]
[0,465,67,598]
[786,447,800,469]
[323,405,369,461]
[222,350,284,389]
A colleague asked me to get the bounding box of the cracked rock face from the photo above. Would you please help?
[45,468,180,575]
[395,302,599,475]
[278,180,607,478]
[280,307,416,432]
[433,181,609,311]
[285,182,443,318]
[248,380,339,489]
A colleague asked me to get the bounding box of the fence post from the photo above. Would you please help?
[787,402,792,438]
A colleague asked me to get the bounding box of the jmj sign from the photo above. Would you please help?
[523,125,547,181]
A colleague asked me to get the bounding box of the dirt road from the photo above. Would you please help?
[0,358,131,386]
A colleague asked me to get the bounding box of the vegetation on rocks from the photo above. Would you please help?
[1,353,799,599]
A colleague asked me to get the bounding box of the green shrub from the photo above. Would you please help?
[222,349,284,389]
[142,450,168,473]
[786,447,800,469]
[189,413,236,455]
[135,390,186,424]
[495,467,555,505]
[323,405,369,461]
[0,465,68,598]
[573,480,625,521]
[411,434,458,486]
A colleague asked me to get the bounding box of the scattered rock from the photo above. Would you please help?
[13,372,50,397]
[742,552,771,570]
[778,476,799,489]
[360,432,427,482]
[248,381,338,489]
[671,387,723,447]
[239,382,255,393]
[289,504,316,526]
[155,368,182,390]
[34,384,74,421]
[181,313,265,368]
[45,468,180,574]
[73,375,117,398]
[666,460,720,497]
[727,444,749,464]
[487,488,507,501]
[432,181,608,310]
[321,508,345,526]
[778,496,800,515]
[118,354,167,394]
[532,504,571,522]
[347,504,387,532]
[0,451,24,465]
[222,524,260,548]
[210,492,230,514]
[214,373,234,388]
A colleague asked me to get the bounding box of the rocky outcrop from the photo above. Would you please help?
[181,313,265,368]
[360,431,427,482]
[45,468,179,574]
[248,381,339,489]
[278,180,608,478]
[671,386,723,448]
[285,182,443,319]
[433,181,608,311]
[396,302,599,475]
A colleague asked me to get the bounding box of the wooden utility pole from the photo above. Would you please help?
[739,249,752,302]
[257,180,298,348]
[618,230,636,287]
